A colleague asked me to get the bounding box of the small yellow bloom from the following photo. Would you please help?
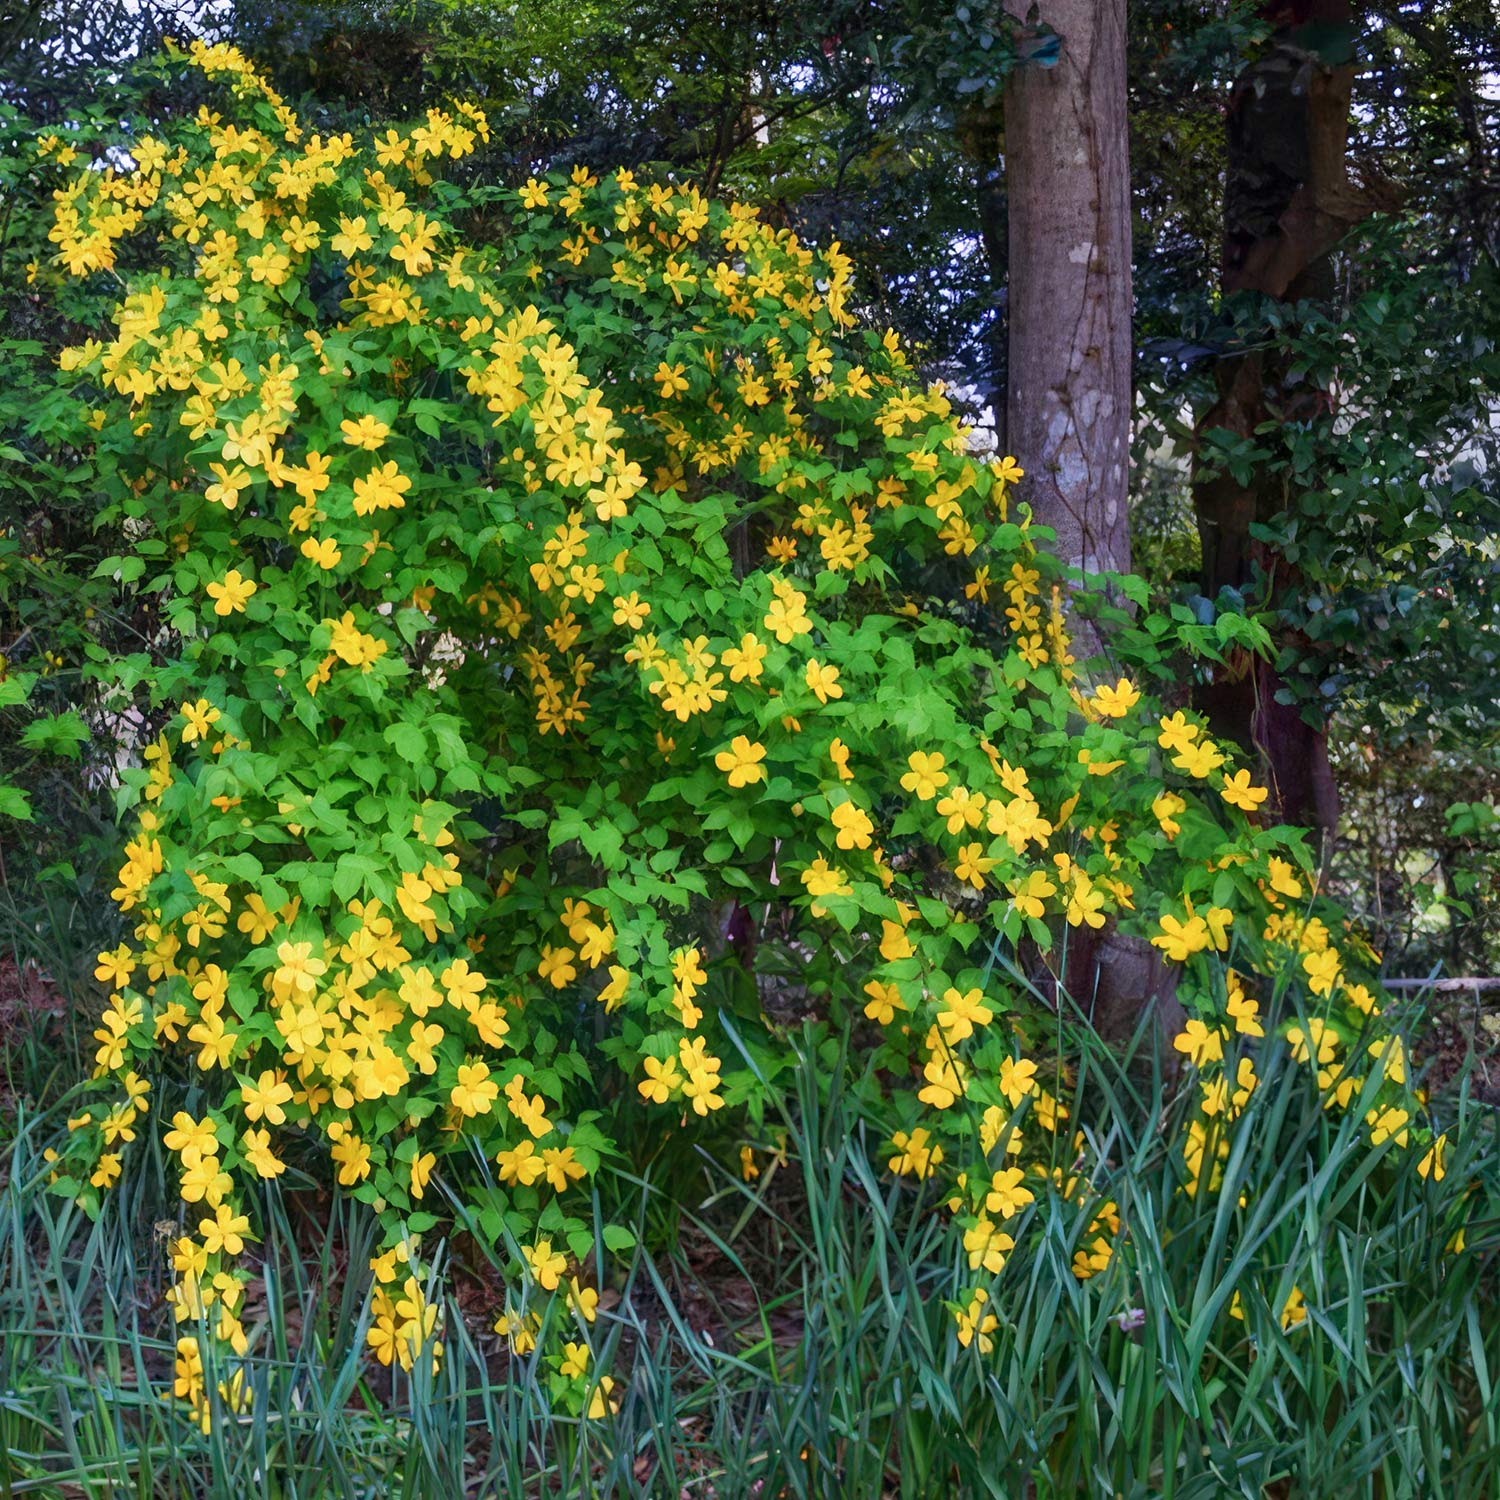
[205,569,257,616]
[830,800,874,850]
[901,751,948,800]
[341,413,391,450]
[714,734,766,788]
[804,659,843,704]
[1090,677,1140,719]
[300,535,342,570]
[1220,768,1269,812]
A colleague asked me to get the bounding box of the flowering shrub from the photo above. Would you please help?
[29,41,1440,1429]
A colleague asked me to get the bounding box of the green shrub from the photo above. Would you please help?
[17,38,1435,1430]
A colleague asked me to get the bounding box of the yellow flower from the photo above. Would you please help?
[523,1237,567,1290]
[1418,1133,1447,1181]
[1009,870,1056,919]
[1302,948,1341,997]
[586,1375,619,1419]
[799,854,851,914]
[638,1054,682,1104]
[653,361,688,398]
[410,1151,436,1199]
[567,1277,600,1323]
[888,1127,943,1178]
[204,462,252,509]
[862,979,905,1025]
[1152,791,1185,838]
[936,986,992,1044]
[1151,910,1211,963]
[280,214,322,253]
[205,568,256,616]
[954,842,996,889]
[993,455,1023,487]
[331,1133,371,1185]
[714,734,766,788]
[1172,738,1225,778]
[1157,712,1200,755]
[763,586,811,643]
[962,1216,1013,1274]
[1172,1018,1225,1068]
[179,699,221,743]
[332,214,374,257]
[538,944,578,989]
[804,659,842,704]
[450,1061,499,1117]
[900,751,948,800]
[1265,857,1305,901]
[340,412,390,449]
[542,1145,587,1192]
[1280,1286,1308,1331]
[830,800,873,850]
[984,1167,1034,1218]
[94,944,136,987]
[199,1201,250,1256]
[1226,977,1263,1037]
[352,461,410,515]
[954,1288,999,1352]
[936,785,985,833]
[998,1055,1037,1108]
[495,1303,540,1354]
[722,633,767,682]
[612,592,650,629]
[300,535,342,570]
[1090,677,1140,718]
[242,1127,285,1179]
[1204,906,1233,950]
[1366,1105,1411,1148]
[240,1070,293,1125]
[1220,768,1269,812]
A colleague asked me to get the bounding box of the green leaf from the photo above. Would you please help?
[580,819,627,871]
[0,784,33,820]
[384,721,427,763]
[0,673,35,707]
[21,710,89,759]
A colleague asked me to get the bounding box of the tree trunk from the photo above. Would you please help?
[1193,0,1396,837]
[1003,0,1133,594]
[1003,1,1166,1034]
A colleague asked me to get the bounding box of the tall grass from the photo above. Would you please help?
[1,1015,1496,1500]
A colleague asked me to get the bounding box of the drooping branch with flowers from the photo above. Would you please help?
[31,39,1439,1431]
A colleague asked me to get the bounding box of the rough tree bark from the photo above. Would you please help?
[1002,0,1133,594]
[1003,0,1169,1040]
[1193,0,1398,838]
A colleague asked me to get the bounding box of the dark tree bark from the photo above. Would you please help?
[1193,0,1399,837]
[1003,0,1134,595]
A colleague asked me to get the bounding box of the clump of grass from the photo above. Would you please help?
[2,1014,1496,1500]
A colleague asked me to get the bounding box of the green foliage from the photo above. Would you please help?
[1141,220,1500,743]
[1,1026,1495,1497]
[6,40,1437,1434]
[1325,731,1500,979]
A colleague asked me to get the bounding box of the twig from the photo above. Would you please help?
[1381,977,1500,992]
